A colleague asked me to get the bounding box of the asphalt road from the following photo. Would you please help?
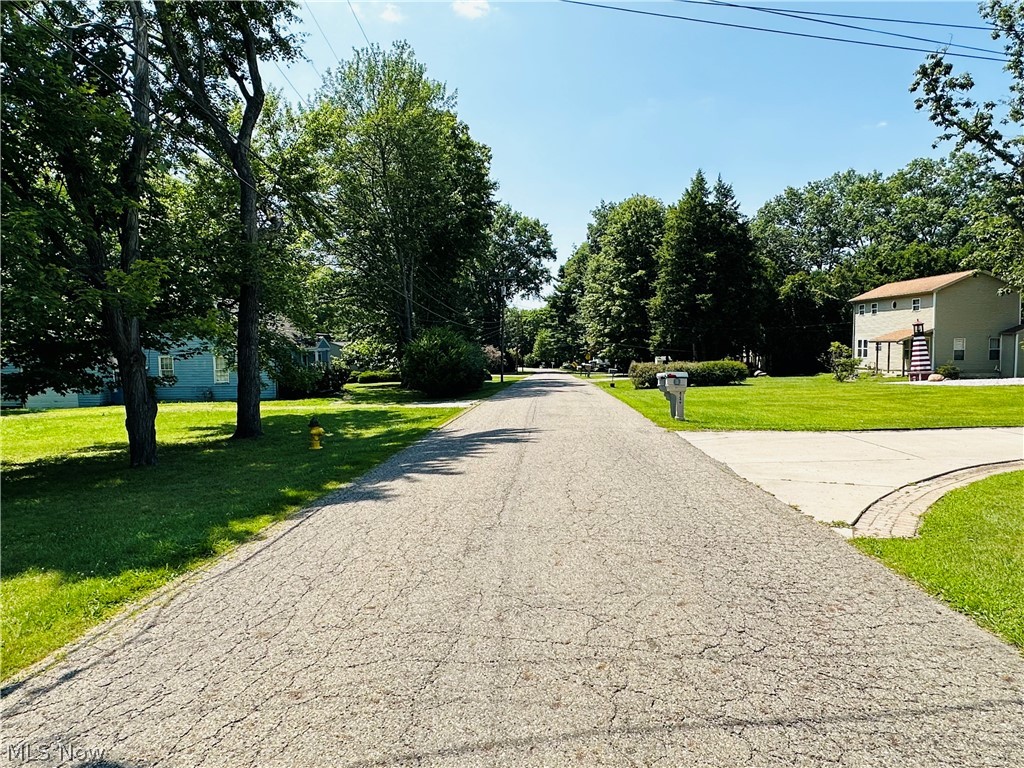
[3,373,1022,767]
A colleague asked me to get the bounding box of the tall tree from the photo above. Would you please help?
[1,0,176,466]
[308,42,495,354]
[152,0,301,439]
[547,243,591,364]
[911,0,1024,291]
[651,173,762,361]
[466,204,555,360]
[582,195,665,367]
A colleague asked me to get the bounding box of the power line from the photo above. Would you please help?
[694,2,998,32]
[304,0,340,61]
[272,60,311,107]
[557,0,1009,63]
[679,0,1005,56]
[346,0,372,48]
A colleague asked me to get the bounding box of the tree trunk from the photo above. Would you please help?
[232,156,263,439]
[233,279,263,438]
[120,348,158,467]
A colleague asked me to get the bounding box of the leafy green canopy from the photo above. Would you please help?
[307,42,495,350]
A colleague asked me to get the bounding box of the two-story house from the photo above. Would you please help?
[850,270,1023,378]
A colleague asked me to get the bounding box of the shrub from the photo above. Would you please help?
[482,345,503,374]
[629,362,662,389]
[819,342,859,382]
[688,360,749,386]
[523,353,539,368]
[937,362,961,380]
[402,327,487,397]
[340,339,399,372]
[275,360,350,399]
[628,360,749,389]
[357,369,402,384]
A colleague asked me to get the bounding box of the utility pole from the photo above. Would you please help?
[499,278,506,383]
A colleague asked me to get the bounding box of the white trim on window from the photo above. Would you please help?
[953,337,966,361]
[912,297,921,312]
[856,339,868,358]
[214,355,230,384]
[870,302,878,315]
[989,337,1001,362]
[158,355,174,378]
[857,304,865,316]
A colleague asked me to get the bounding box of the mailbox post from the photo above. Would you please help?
[656,371,688,420]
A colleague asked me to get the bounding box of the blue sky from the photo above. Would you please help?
[270,1,1011,288]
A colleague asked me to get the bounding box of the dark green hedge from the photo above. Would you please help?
[628,360,749,389]
[356,370,402,384]
[401,327,487,397]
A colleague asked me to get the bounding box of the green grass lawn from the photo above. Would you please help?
[853,471,1024,649]
[344,374,527,405]
[0,395,467,680]
[596,374,1024,431]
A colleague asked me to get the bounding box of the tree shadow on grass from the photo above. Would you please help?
[0,413,536,694]
[2,408,537,595]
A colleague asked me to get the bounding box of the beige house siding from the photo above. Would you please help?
[1000,331,1024,378]
[933,273,1020,376]
[852,294,934,373]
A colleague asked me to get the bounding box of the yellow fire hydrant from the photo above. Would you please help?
[308,417,325,450]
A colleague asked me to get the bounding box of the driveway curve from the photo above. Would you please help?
[3,373,1022,767]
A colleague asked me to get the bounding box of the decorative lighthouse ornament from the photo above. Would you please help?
[908,320,931,382]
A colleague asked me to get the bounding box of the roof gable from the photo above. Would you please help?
[849,270,989,302]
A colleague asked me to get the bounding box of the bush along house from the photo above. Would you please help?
[850,270,1023,378]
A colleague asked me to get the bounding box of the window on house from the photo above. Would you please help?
[891,300,898,309]
[214,355,230,384]
[856,340,868,358]
[317,349,329,364]
[989,338,1001,361]
[912,298,921,312]
[953,338,966,361]
[870,303,878,315]
[857,304,865,316]
[158,355,174,378]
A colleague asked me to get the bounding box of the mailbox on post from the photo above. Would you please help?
[656,371,688,420]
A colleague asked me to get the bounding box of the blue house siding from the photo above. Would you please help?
[147,342,276,403]
[77,391,113,407]
[2,364,113,408]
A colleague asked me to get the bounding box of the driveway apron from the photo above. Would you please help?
[3,373,1022,767]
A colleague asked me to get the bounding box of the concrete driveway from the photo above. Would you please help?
[679,427,1024,524]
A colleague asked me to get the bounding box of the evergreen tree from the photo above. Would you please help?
[581,195,665,367]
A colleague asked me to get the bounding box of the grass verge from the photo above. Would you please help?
[853,470,1024,649]
[595,374,1024,431]
[0,397,461,679]
[343,374,527,405]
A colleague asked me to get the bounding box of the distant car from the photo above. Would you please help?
[590,359,610,372]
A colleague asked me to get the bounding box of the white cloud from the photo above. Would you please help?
[876,121,889,128]
[380,3,403,22]
[452,0,490,19]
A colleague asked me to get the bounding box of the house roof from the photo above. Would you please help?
[871,328,932,343]
[850,270,978,302]
[1000,323,1024,335]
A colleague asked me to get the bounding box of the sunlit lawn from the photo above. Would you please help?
[0,396,463,679]
[596,374,1024,431]
[344,374,528,405]
[854,471,1024,649]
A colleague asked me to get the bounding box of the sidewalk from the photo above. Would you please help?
[678,426,1024,525]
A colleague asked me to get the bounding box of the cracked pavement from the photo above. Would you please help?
[2,373,1022,767]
